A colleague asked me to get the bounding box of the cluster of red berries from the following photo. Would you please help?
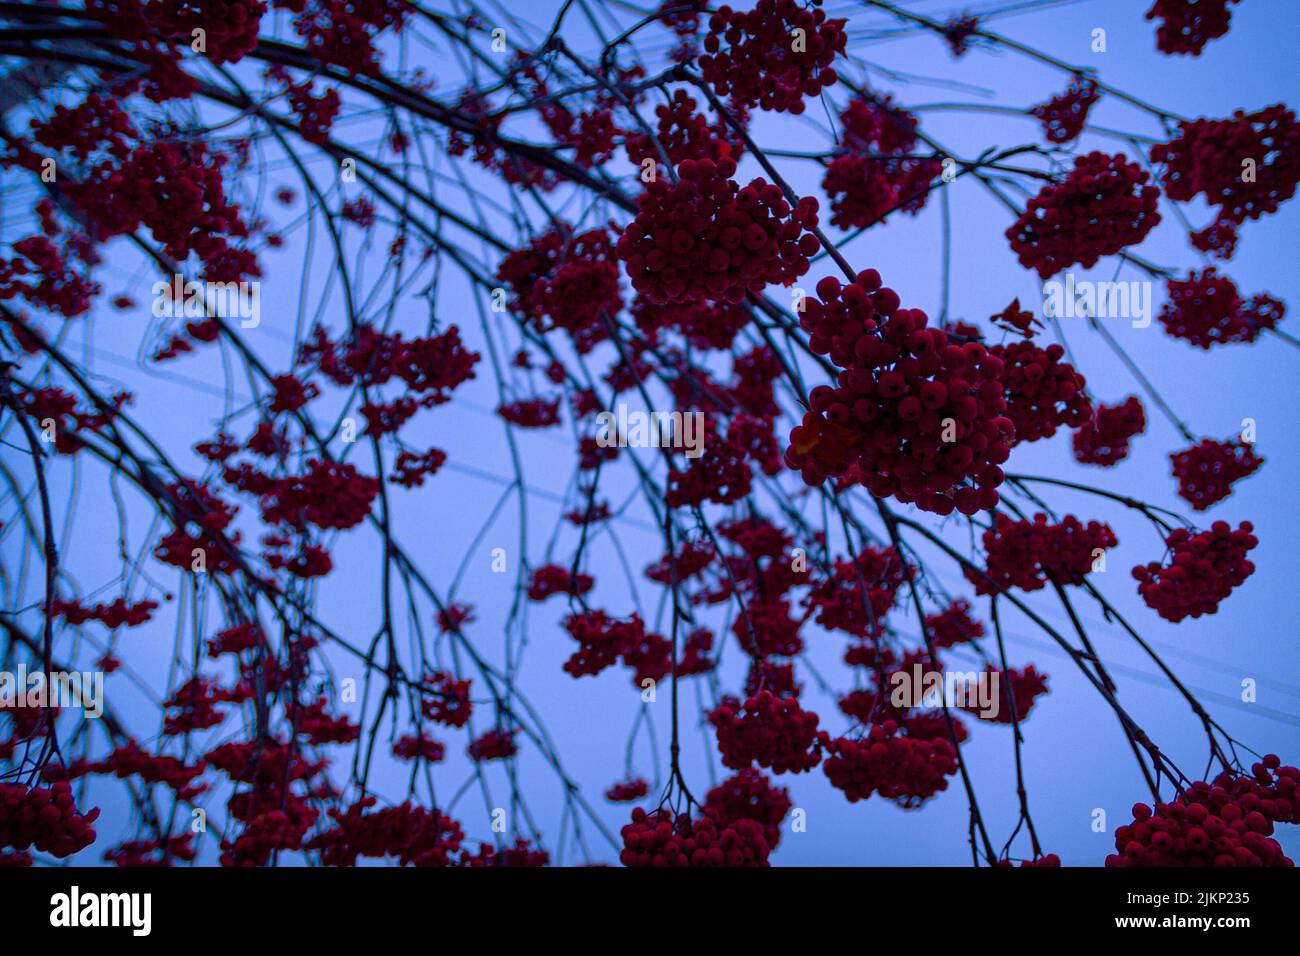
[1152,105,1300,257]
[709,691,824,774]
[30,93,135,162]
[496,225,622,353]
[391,448,447,488]
[605,778,650,802]
[258,459,380,530]
[300,322,479,401]
[617,156,821,305]
[620,807,770,866]
[805,547,912,638]
[699,0,846,114]
[1006,152,1161,278]
[1109,784,1288,867]
[562,610,650,678]
[969,513,1117,594]
[1213,755,1298,823]
[991,341,1090,444]
[785,272,1014,515]
[624,90,741,169]
[307,798,465,867]
[0,782,99,858]
[665,421,755,508]
[703,769,792,851]
[527,563,594,602]
[419,671,472,727]
[498,397,561,429]
[926,598,985,648]
[1169,437,1262,510]
[52,596,157,629]
[68,740,208,802]
[822,722,958,808]
[1073,396,1146,466]
[1031,75,1100,144]
[1146,0,1240,56]
[67,141,257,281]
[823,96,942,229]
[467,729,518,762]
[1158,269,1285,348]
[961,665,1050,724]
[1134,521,1257,623]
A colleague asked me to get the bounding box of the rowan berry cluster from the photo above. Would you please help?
[619,807,771,866]
[969,513,1117,594]
[624,90,742,169]
[961,665,1050,724]
[616,156,821,305]
[699,0,847,114]
[785,272,1014,515]
[1152,105,1300,257]
[496,226,622,353]
[0,782,99,858]
[1031,75,1100,144]
[1133,521,1257,623]
[991,341,1091,444]
[822,722,958,808]
[1145,0,1240,57]
[1072,396,1146,466]
[703,769,792,851]
[1108,784,1288,867]
[1169,438,1262,510]
[709,691,824,774]
[1006,152,1161,279]
[1158,269,1285,348]
[823,96,942,229]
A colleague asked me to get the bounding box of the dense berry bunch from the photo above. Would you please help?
[620,807,770,866]
[1152,106,1300,257]
[785,272,1014,515]
[307,798,465,867]
[1006,152,1161,278]
[822,722,958,808]
[925,598,984,648]
[1133,521,1257,623]
[1213,755,1299,824]
[699,0,846,114]
[665,421,754,507]
[1031,75,1100,144]
[467,729,518,762]
[1158,269,1285,348]
[1169,438,1262,510]
[805,547,911,638]
[990,341,1091,444]
[258,459,380,530]
[961,665,1050,724]
[823,96,942,229]
[605,778,650,802]
[561,610,647,678]
[527,563,594,602]
[1145,0,1240,56]
[66,141,255,280]
[970,513,1117,594]
[0,782,99,858]
[617,156,820,305]
[496,226,622,353]
[703,769,792,851]
[1108,784,1289,867]
[419,671,472,727]
[709,691,824,774]
[624,90,741,169]
[1073,396,1146,466]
